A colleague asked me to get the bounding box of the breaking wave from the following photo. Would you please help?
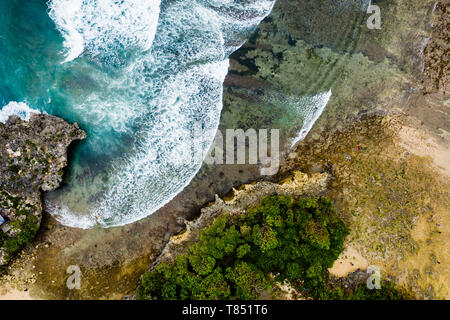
[42,0,276,228]
[0,101,41,123]
[48,0,162,63]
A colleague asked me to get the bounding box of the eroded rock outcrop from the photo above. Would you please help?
[0,114,86,266]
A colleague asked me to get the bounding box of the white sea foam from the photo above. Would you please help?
[48,0,161,63]
[290,90,332,146]
[0,101,41,123]
[45,0,277,229]
[92,60,230,227]
[199,0,277,54]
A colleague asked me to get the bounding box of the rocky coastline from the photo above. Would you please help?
[0,114,85,267]
[0,0,447,300]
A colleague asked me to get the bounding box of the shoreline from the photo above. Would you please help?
[1,0,448,300]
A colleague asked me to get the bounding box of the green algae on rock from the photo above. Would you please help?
[285,114,449,299]
[222,0,437,149]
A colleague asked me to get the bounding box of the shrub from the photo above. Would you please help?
[137,195,404,300]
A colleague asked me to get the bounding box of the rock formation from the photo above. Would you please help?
[0,114,86,266]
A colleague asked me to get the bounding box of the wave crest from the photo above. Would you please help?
[48,0,161,63]
[0,101,41,123]
[44,0,276,228]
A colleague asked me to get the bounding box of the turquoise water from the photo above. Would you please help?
[0,0,278,228]
[0,1,370,229]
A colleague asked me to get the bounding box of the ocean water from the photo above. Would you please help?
[1,0,358,230]
[0,0,280,228]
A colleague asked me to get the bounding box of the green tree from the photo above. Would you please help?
[137,195,404,300]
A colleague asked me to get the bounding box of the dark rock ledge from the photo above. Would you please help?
[0,114,86,267]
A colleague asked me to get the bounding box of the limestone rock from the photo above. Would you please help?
[0,114,86,267]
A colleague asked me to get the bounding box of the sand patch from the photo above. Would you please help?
[398,126,450,177]
[329,246,368,278]
[0,284,33,300]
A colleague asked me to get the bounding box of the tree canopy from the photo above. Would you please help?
[137,195,403,300]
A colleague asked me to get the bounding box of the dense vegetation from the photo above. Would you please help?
[137,195,405,300]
